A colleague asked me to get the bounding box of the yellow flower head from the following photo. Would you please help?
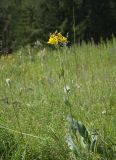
[47,37,58,44]
[47,32,68,45]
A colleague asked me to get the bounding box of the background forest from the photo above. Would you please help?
[0,0,116,51]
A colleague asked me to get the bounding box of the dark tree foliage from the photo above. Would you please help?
[0,0,116,52]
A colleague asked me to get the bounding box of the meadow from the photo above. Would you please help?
[0,39,116,160]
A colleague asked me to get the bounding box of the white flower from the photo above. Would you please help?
[102,110,106,115]
[64,85,70,94]
[6,78,11,87]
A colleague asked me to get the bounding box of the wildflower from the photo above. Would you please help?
[64,85,70,94]
[47,37,58,44]
[57,33,68,43]
[47,31,68,45]
[102,110,106,115]
[6,78,11,87]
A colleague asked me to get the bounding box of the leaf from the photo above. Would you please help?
[65,134,79,156]
[67,117,89,138]
[77,121,88,139]
[67,117,91,147]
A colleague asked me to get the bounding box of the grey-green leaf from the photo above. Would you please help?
[65,134,79,156]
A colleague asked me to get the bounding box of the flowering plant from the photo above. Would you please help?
[47,31,68,46]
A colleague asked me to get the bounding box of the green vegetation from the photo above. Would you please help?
[0,39,116,159]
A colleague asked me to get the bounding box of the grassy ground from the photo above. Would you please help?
[0,39,116,159]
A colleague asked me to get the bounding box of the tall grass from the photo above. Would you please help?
[0,39,116,159]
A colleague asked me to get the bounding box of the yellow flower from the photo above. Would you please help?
[57,32,68,43]
[47,32,68,45]
[50,33,56,38]
[61,36,68,43]
[47,37,58,44]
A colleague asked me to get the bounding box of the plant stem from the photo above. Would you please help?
[73,7,76,44]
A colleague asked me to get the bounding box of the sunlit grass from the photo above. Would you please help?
[0,39,116,159]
